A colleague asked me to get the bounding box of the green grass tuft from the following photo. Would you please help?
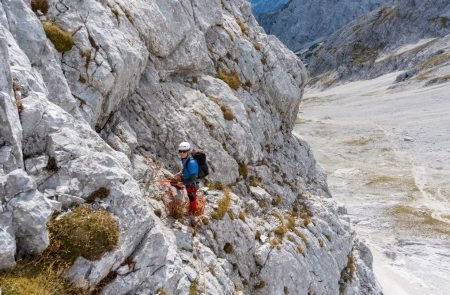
[43,22,74,53]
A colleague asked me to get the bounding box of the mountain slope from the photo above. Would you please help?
[255,0,388,51]
[0,0,380,294]
[307,0,450,84]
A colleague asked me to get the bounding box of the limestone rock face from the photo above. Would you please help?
[307,0,450,82]
[0,0,380,293]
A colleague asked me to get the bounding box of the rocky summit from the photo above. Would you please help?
[1,0,380,294]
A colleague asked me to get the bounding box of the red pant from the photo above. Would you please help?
[185,185,199,202]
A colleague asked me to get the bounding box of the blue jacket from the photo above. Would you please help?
[181,156,199,186]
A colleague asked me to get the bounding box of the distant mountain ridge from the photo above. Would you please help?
[307,0,450,84]
[252,0,389,51]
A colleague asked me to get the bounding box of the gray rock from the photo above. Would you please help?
[6,188,53,256]
[0,29,23,175]
[0,211,15,270]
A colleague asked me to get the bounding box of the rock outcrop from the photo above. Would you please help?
[253,0,388,51]
[307,0,450,84]
[0,0,381,294]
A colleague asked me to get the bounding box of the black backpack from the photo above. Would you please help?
[187,149,209,179]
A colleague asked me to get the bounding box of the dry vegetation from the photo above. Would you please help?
[238,163,248,179]
[351,43,380,65]
[0,205,119,294]
[189,279,199,295]
[31,0,49,14]
[218,70,241,90]
[211,188,232,220]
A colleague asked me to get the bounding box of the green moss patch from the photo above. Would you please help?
[43,21,74,53]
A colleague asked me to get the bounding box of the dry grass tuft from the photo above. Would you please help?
[0,205,119,294]
[189,279,199,295]
[239,211,246,222]
[293,229,309,247]
[163,197,188,220]
[271,195,282,206]
[296,244,305,257]
[223,243,233,254]
[269,237,281,247]
[236,19,249,35]
[318,239,324,248]
[420,51,450,69]
[351,43,380,65]
[342,254,356,283]
[218,70,241,90]
[238,163,248,179]
[43,22,74,53]
[201,216,209,225]
[111,7,120,20]
[254,281,266,290]
[45,156,58,172]
[205,180,224,191]
[249,176,261,187]
[220,104,236,121]
[154,208,162,218]
[31,0,49,14]
[211,188,232,220]
[86,187,110,203]
[426,74,450,86]
[253,42,261,51]
[50,205,119,262]
[300,211,311,227]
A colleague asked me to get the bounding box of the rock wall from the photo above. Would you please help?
[0,0,380,294]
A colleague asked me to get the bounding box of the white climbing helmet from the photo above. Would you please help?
[178,141,191,152]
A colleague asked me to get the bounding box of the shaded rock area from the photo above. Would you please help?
[306,0,450,84]
[253,0,388,52]
[0,0,380,294]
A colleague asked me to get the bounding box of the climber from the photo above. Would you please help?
[174,141,200,214]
